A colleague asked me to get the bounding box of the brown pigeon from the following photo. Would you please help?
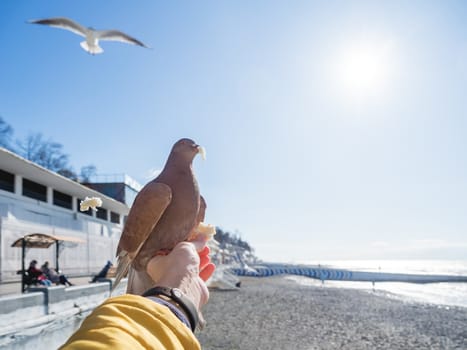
[124,194,208,296]
[112,138,206,294]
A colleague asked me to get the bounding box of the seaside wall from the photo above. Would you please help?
[0,278,127,341]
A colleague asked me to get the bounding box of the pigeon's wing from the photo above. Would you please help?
[112,182,172,293]
[187,195,206,241]
[197,195,207,224]
[96,30,149,48]
[28,17,87,37]
[126,196,206,295]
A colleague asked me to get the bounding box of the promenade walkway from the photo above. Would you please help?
[0,276,94,297]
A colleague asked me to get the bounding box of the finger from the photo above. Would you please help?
[149,242,198,275]
[199,252,211,271]
[189,238,207,252]
[198,277,210,307]
[146,255,170,281]
[200,263,216,282]
[188,234,213,252]
[198,245,210,258]
[147,254,168,270]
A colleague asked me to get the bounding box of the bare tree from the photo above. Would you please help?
[2,119,94,182]
[0,116,14,151]
[57,168,78,181]
[16,133,77,179]
[80,164,97,182]
[16,133,44,163]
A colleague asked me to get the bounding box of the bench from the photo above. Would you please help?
[17,269,38,287]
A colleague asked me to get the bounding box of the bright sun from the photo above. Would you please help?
[336,41,394,100]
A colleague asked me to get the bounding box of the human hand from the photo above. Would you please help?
[146,239,216,311]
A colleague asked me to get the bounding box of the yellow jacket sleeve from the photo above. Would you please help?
[59,294,201,350]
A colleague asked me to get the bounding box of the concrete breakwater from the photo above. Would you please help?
[0,278,127,348]
[232,263,467,283]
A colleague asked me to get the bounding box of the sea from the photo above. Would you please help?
[287,259,467,309]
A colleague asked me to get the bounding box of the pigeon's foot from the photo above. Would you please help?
[153,249,171,257]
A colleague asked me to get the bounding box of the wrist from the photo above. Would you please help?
[142,286,199,332]
[155,276,203,310]
[146,296,191,329]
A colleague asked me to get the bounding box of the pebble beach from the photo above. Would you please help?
[198,276,467,350]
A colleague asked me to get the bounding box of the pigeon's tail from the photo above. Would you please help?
[80,41,103,55]
[111,250,131,294]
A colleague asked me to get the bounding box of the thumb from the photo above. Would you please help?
[187,235,208,252]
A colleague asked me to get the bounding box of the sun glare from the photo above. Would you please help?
[335,41,395,100]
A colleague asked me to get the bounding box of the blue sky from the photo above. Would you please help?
[1,1,467,262]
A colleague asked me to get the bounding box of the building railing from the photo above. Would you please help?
[82,174,142,191]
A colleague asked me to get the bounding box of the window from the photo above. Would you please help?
[22,178,47,202]
[110,211,120,224]
[77,198,92,216]
[53,190,72,209]
[96,208,108,221]
[0,169,14,193]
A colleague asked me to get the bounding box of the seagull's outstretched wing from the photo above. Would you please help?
[112,182,172,293]
[97,30,149,48]
[28,17,88,37]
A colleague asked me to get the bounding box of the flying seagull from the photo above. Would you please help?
[28,17,149,54]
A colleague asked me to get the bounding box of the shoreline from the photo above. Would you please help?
[198,276,467,350]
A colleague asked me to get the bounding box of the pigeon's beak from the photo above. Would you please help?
[195,145,206,160]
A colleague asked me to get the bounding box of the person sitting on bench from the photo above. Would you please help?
[91,260,113,283]
[28,260,52,286]
[41,261,73,286]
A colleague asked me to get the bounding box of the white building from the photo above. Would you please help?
[0,147,135,282]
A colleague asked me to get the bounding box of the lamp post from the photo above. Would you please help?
[21,238,26,293]
[55,240,60,273]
